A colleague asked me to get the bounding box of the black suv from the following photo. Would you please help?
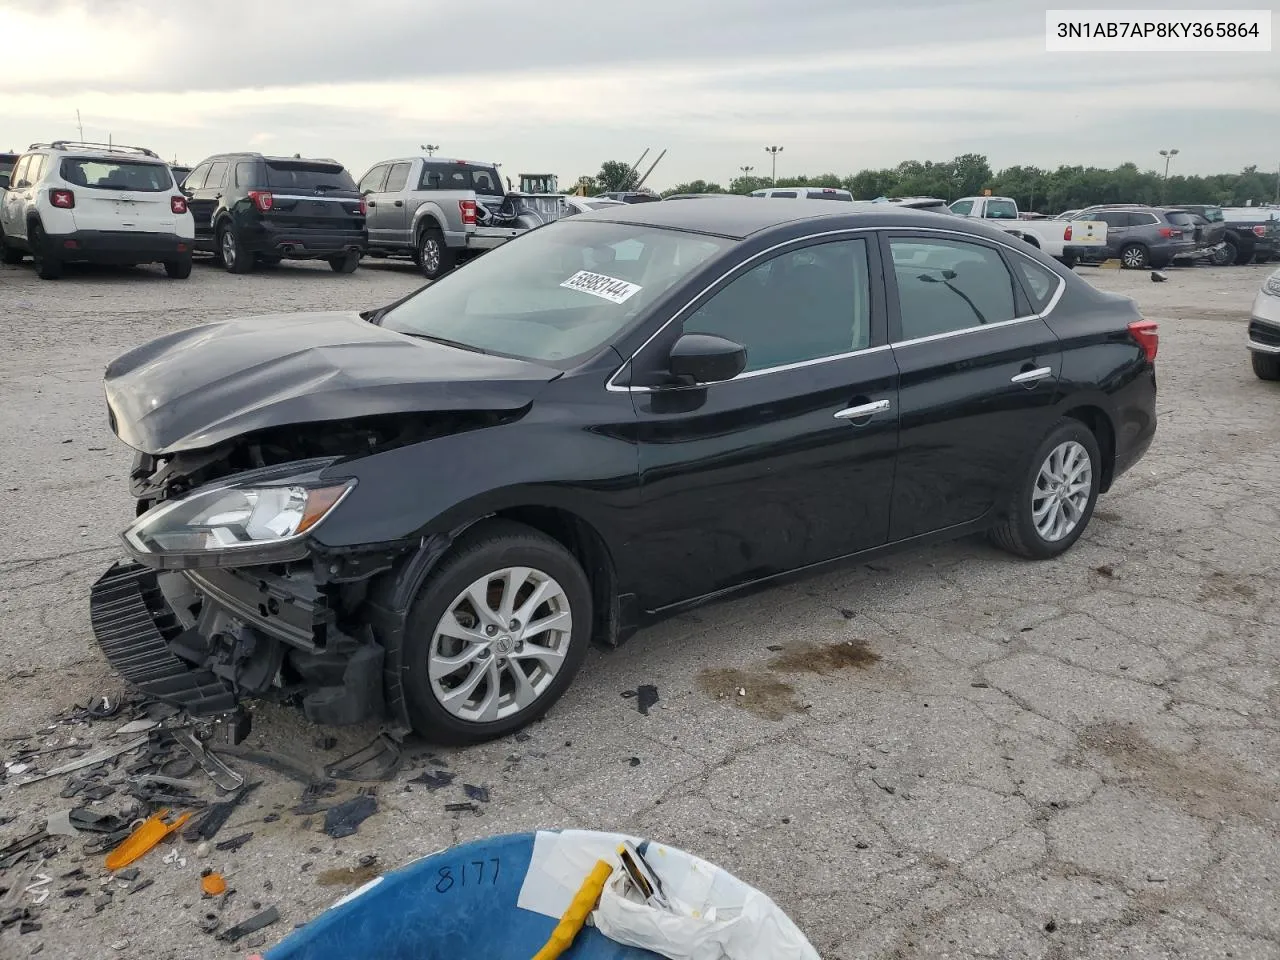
[181,153,366,274]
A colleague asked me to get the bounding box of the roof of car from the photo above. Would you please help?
[576,196,1018,241]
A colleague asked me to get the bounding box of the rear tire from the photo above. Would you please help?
[218,223,255,274]
[1119,244,1149,269]
[328,251,360,274]
[399,520,593,744]
[989,418,1102,560]
[418,226,455,281]
[1252,351,1280,381]
[30,222,63,280]
[1232,242,1253,266]
[164,256,192,279]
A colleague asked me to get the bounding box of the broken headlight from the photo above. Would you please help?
[1263,271,1280,298]
[122,481,354,569]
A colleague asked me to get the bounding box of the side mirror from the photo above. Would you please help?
[668,334,747,385]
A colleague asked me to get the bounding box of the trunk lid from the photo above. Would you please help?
[60,156,178,233]
[259,160,364,231]
[103,312,561,456]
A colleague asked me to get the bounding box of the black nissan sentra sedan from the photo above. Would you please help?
[92,199,1158,743]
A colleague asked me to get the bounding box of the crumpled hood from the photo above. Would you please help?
[104,311,561,455]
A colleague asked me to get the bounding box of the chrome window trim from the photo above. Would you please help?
[605,225,1067,393]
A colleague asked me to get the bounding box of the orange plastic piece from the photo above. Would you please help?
[105,809,193,872]
[202,872,227,896]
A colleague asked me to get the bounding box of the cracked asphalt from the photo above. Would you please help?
[1,255,1277,959]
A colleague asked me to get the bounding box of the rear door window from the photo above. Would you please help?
[264,162,356,191]
[382,162,412,193]
[203,161,228,191]
[771,191,797,198]
[1164,212,1196,228]
[59,158,171,191]
[889,237,1019,340]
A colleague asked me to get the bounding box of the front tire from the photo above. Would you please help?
[1252,351,1280,381]
[1119,244,1149,269]
[990,419,1102,560]
[328,251,360,274]
[0,229,24,264]
[400,520,592,744]
[218,223,255,274]
[418,226,455,281]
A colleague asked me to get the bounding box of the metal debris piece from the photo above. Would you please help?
[409,769,454,791]
[126,878,154,896]
[82,784,116,802]
[444,802,479,813]
[0,832,47,863]
[63,887,88,898]
[323,795,378,839]
[115,719,160,737]
[183,782,261,843]
[69,809,126,834]
[16,736,150,786]
[130,774,201,792]
[214,833,253,854]
[325,733,402,783]
[218,906,280,943]
[113,868,140,883]
[171,730,243,793]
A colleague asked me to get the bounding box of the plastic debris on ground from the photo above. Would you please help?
[323,794,378,839]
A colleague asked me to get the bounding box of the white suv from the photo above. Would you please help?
[0,141,195,280]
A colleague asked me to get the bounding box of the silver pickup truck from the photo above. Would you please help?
[357,156,568,279]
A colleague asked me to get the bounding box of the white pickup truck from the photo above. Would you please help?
[948,196,1106,267]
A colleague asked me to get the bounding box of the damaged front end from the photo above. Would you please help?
[89,415,488,731]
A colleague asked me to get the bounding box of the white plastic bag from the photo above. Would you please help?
[591,843,819,960]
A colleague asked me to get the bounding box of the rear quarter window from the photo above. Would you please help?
[1011,257,1060,312]
[1164,212,1196,227]
[59,158,171,192]
[265,162,356,191]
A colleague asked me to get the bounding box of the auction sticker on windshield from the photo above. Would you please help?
[560,270,642,304]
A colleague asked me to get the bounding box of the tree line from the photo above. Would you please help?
[573,154,1280,212]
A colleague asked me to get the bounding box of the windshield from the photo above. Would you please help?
[264,161,356,191]
[380,220,733,366]
[60,158,172,192]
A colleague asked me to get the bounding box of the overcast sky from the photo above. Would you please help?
[2,0,1277,189]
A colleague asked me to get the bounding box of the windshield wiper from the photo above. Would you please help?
[398,331,489,354]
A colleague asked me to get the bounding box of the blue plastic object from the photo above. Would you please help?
[264,832,660,959]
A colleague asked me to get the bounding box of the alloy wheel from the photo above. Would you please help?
[221,229,237,268]
[428,566,573,723]
[421,237,440,274]
[1032,440,1093,542]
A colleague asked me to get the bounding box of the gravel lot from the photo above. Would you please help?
[1,254,1277,959]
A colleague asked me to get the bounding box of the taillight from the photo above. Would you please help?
[248,190,273,212]
[358,197,367,216]
[171,195,187,215]
[1158,226,1181,238]
[1253,225,1267,238]
[1128,320,1159,363]
[50,188,75,209]
[459,199,477,225]
[1064,224,1073,241]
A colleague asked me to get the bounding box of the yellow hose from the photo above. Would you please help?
[530,859,614,960]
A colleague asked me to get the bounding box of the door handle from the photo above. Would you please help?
[1011,366,1053,384]
[834,399,891,421]
[394,200,404,207]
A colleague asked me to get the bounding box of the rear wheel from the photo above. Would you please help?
[218,223,255,274]
[399,520,592,744]
[1232,241,1253,266]
[1252,351,1280,381]
[328,251,360,274]
[418,226,455,281]
[30,222,63,280]
[1119,244,1149,269]
[990,419,1102,560]
[163,256,192,279]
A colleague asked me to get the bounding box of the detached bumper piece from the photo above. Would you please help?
[90,561,237,716]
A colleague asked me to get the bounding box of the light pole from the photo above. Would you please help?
[1159,148,1179,200]
[421,144,440,157]
[764,146,783,184]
